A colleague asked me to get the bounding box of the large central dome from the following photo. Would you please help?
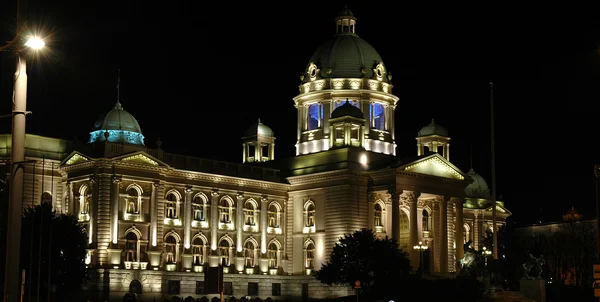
[88,101,145,146]
[302,7,389,83]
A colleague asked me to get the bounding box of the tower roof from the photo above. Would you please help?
[243,118,274,138]
[89,101,145,145]
[331,101,364,119]
[418,119,449,137]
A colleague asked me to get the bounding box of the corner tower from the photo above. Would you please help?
[416,119,450,160]
[293,6,398,156]
[242,118,275,163]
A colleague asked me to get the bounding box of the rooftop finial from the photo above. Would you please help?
[115,69,123,109]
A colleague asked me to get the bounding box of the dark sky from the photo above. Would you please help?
[1,1,600,226]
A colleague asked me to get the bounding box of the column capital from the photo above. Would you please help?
[261,195,269,203]
[400,190,420,203]
[88,175,97,185]
[111,176,122,184]
[236,192,244,199]
[211,189,219,197]
[152,181,163,189]
[184,186,193,194]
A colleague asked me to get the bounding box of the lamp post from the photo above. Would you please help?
[482,246,492,273]
[1,33,44,302]
[413,241,428,277]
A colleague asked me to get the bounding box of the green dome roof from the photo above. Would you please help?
[243,118,274,138]
[331,101,364,119]
[93,102,142,133]
[465,168,491,199]
[418,119,448,137]
[336,5,354,17]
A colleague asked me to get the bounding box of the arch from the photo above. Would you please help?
[303,238,315,248]
[243,236,259,247]
[165,189,182,201]
[244,198,258,209]
[129,280,142,294]
[374,199,386,210]
[192,232,208,245]
[164,230,182,243]
[124,226,142,240]
[219,195,234,207]
[193,192,208,203]
[268,201,282,212]
[79,184,88,196]
[126,183,143,196]
[463,222,471,232]
[422,205,432,214]
[267,238,282,250]
[304,199,315,211]
[41,191,52,204]
[218,234,234,246]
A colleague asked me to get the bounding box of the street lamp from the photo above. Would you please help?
[413,241,428,276]
[482,246,492,271]
[1,32,45,302]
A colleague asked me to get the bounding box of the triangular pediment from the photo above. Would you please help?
[114,151,168,167]
[398,153,467,180]
[60,151,92,166]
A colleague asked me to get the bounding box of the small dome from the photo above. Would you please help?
[331,101,364,119]
[465,168,491,199]
[88,102,145,145]
[336,5,354,17]
[243,118,274,138]
[563,206,583,221]
[418,119,448,137]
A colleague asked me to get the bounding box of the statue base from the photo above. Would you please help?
[520,279,546,302]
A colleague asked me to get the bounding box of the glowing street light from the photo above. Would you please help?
[413,241,428,277]
[1,29,46,302]
[24,36,45,49]
[482,246,492,270]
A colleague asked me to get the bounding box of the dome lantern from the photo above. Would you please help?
[335,5,357,34]
[242,118,275,163]
[416,119,450,160]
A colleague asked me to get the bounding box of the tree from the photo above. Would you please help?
[315,229,411,299]
[20,203,89,300]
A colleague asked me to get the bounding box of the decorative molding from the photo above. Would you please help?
[236,192,244,199]
[287,169,366,185]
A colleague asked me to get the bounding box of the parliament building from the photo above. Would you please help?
[0,6,510,302]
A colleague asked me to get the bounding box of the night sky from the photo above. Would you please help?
[1,1,599,226]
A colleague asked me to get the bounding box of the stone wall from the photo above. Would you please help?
[84,269,352,302]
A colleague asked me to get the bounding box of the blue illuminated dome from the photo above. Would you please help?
[88,101,145,146]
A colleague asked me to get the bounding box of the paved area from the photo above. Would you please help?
[484,290,535,302]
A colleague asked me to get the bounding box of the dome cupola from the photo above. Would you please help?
[465,168,491,199]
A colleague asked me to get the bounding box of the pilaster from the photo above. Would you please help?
[438,196,448,273]
[236,192,244,252]
[111,176,121,245]
[453,197,464,269]
[184,186,193,249]
[210,189,219,250]
[261,195,268,254]
[96,174,111,267]
[155,182,165,247]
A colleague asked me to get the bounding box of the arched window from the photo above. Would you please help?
[374,203,383,227]
[165,194,178,219]
[192,237,204,265]
[193,195,206,221]
[219,240,230,266]
[307,103,322,130]
[219,198,232,223]
[399,212,409,249]
[464,223,471,244]
[126,232,138,262]
[244,241,255,267]
[268,242,278,268]
[305,242,315,269]
[422,210,430,232]
[165,235,177,264]
[244,200,257,226]
[127,188,140,214]
[268,203,280,228]
[304,202,315,228]
[370,103,386,130]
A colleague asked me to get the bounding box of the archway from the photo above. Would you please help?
[129,279,142,295]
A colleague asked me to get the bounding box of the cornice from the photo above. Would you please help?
[287,169,367,185]
[396,170,468,185]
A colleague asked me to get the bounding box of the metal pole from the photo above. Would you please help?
[4,50,28,302]
[595,165,600,259]
[489,81,498,260]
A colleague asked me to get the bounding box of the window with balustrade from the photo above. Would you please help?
[268,242,278,268]
[165,235,177,264]
[244,241,255,267]
[165,194,178,219]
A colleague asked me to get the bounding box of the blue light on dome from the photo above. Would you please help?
[89,130,145,146]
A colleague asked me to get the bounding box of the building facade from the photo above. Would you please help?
[0,7,510,302]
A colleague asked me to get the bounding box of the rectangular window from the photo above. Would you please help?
[168,280,180,295]
[371,103,386,130]
[196,281,205,295]
[272,283,281,296]
[307,103,321,130]
[224,282,233,295]
[248,282,259,296]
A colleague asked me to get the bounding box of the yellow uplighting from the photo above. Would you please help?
[25,36,45,49]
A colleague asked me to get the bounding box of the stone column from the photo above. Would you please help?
[184,186,193,249]
[155,182,165,247]
[389,190,400,242]
[111,176,121,245]
[403,191,420,270]
[66,181,73,215]
[454,197,464,268]
[211,189,219,250]
[417,143,422,156]
[474,211,481,250]
[432,201,439,272]
[150,182,158,247]
[439,196,448,273]
[88,176,97,245]
[269,143,275,160]
[236,193,244,252]
[261,196,268,253]
[242,143,247,163]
